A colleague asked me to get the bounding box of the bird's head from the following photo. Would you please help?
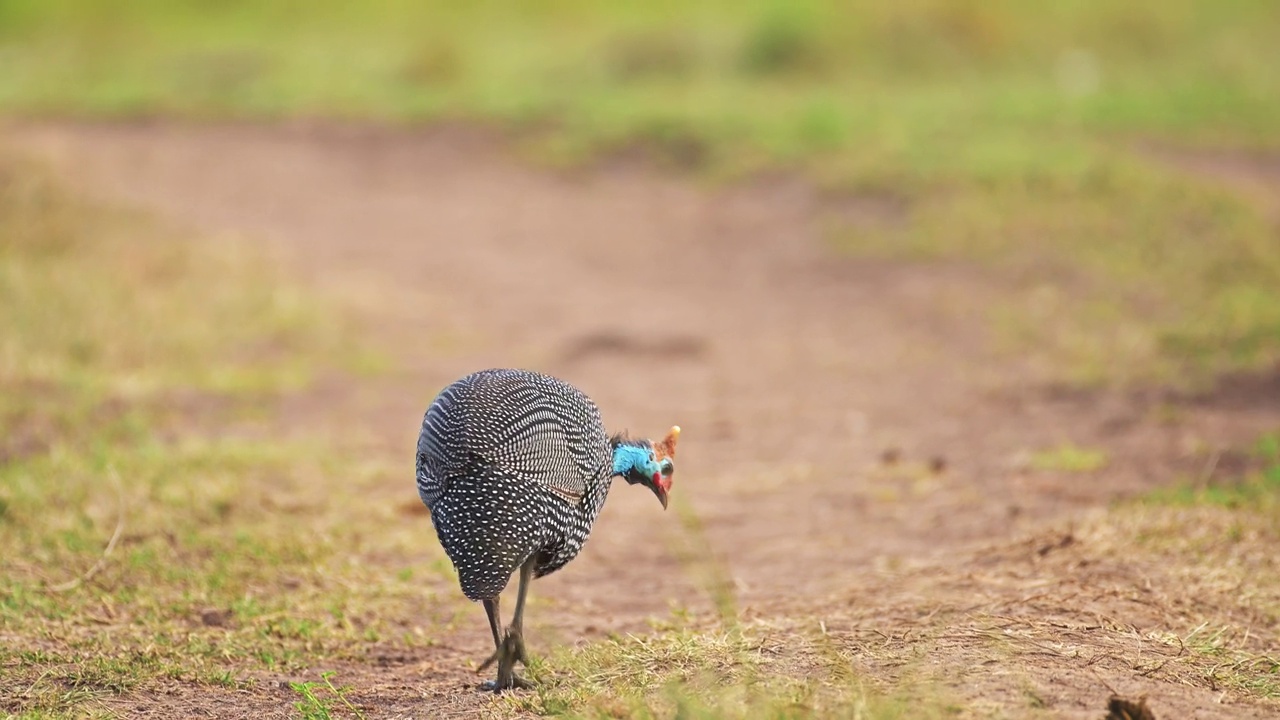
[611,425,680,510]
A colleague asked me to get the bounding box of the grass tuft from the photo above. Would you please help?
[291,672,366,720]
[1029,443,1109,473]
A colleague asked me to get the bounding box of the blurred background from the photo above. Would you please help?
[3,2,1280,717]
[3,0,1279,376]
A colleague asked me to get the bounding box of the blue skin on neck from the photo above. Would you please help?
[612,444,658,478]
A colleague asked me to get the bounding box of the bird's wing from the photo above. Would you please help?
[479,371,608,507]
[418,369,609,508]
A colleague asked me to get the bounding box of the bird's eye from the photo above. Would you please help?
[659,458,674,476]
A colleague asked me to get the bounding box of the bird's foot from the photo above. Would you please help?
[478,627,529,671]
[508,627,529,666]
[478,629,532,692]
[480,672,532,692]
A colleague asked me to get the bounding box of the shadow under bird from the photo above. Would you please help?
[415,368,680,691]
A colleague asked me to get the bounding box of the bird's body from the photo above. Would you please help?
[415,368,679,691]
[416,369,614,599]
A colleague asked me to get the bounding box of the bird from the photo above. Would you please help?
[414,368,679,691]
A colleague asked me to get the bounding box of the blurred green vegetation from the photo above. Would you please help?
[1,0,1277,155]
[1029,443,1109,473]
[5,0,1277,381]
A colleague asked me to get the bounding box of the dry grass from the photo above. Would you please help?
[0,154,461,718]
[2,112,1278,715]
[503,627,960,719]
[491,439,1280,718]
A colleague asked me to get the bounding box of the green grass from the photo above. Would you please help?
[0,156,448,717]
[3,0,1278,381]
[1028,443,1109,473]
[291,672,366,720]
[1146,433,1280,510]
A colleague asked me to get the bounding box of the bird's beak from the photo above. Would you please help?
[652,479,670,510]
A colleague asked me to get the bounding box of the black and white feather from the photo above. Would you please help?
[416,368,617,600]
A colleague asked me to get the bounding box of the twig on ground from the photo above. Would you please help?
[1194,449,1221,490]
[47,466,126,593]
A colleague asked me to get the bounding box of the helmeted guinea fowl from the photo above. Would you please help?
[415,368,679,691]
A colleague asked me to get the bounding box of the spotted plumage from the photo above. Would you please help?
[414,368,679,691]
[417,368,613,599]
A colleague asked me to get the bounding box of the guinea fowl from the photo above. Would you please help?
[415,368,679,691]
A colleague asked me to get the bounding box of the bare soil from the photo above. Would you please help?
[10,121,1280,719]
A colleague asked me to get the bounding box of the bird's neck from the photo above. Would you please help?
[611,444,649,477]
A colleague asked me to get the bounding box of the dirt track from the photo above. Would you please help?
[13,121,1280,719]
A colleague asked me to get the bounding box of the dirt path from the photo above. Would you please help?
[12,121,1280,718]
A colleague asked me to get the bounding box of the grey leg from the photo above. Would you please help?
[508,556,536,665]
[477,596,504,675]
[479,557,537,691]
[483,597,502,652]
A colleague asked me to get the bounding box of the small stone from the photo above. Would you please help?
[200,609,231,627]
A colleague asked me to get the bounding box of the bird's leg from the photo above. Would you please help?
[507,555,535,666]
[477,597,503,671]
[479,558,536,691]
